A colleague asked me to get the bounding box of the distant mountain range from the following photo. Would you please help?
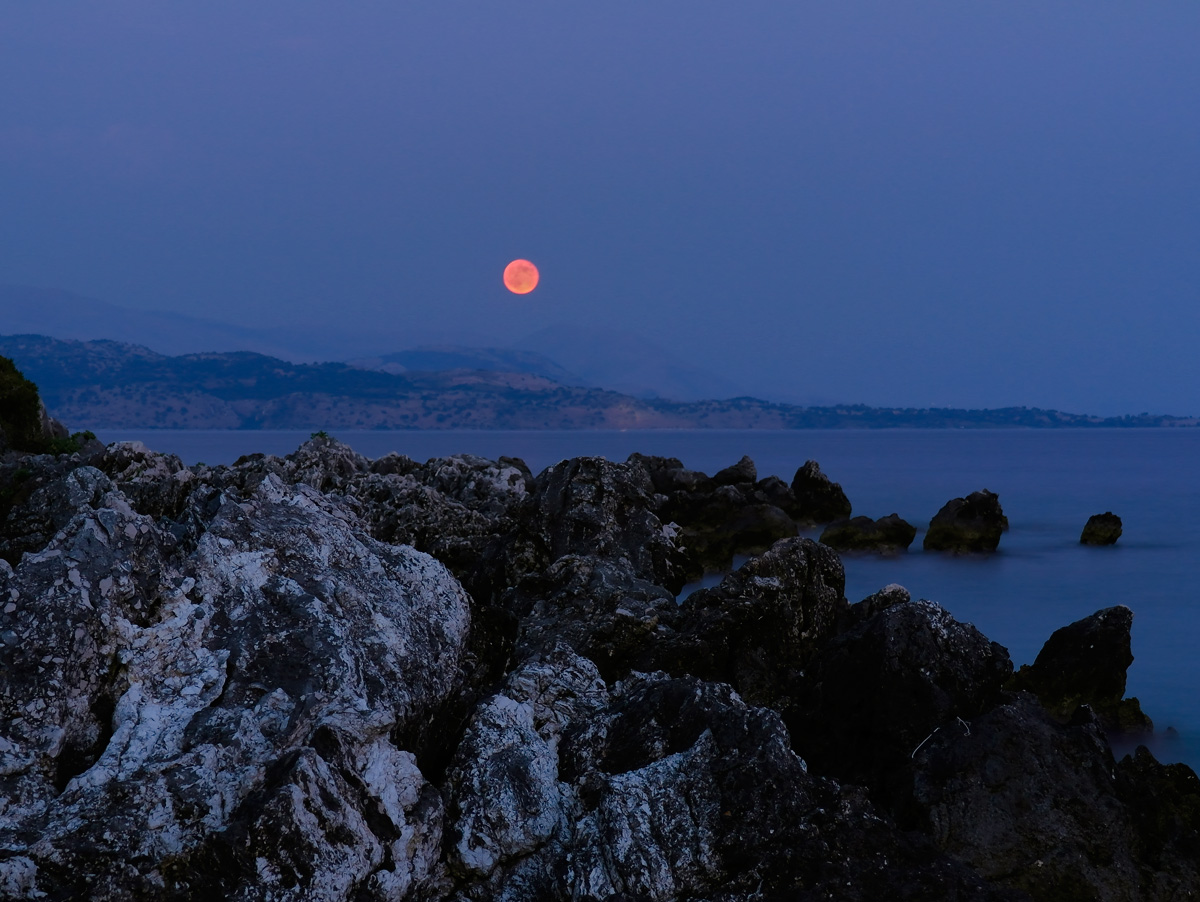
[347,346,585,384]
[3,334,1196,431]
[0,283,751,403]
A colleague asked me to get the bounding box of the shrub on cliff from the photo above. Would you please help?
[0,355,50,452]
[0,355,88,454]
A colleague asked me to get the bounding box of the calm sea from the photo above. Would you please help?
[96,428,1200,768]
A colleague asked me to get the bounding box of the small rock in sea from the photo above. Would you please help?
[1081,511,1122,545]
[790,459,852,524]
[923,489,1008,552]
[819,513,917,553]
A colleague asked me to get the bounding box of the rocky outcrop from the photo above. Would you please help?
[923,488,1008,552]
[1081,511,1123,545]
[1009,605,1152,733]
[790,597,1014,809]
[910,693,1200,899]
[790,458,852,523]
[0,434,1194,901]
[445,653,1016,901]
[649,537,848,710]
[820,512,917,553]
[0,458,472,900]
[630,453,798,577]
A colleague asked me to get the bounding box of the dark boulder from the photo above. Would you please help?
[368,450,421,476]
[1008,605,1152,733]
[790,459,852,523]
[352,472,504,583]
[420,453,533,517]
[670,489,797,576]
[645,458,798,578]
[501,554,681,681]
[845,582,912,629]
[554,672,1017,902]
[910,694,1145,900]
[1115,746,1200,893]
[923,489,1008,552]
[821,513,917,553]
[753,473,795,510]
[496,456,688,595]
[626,452,710,495]
[712,453,756,486]
[790,598,1013,809]
[912,694,1200,899]
[345,453,532,600]
[1081,511,1122,546]
[650,537,848,708]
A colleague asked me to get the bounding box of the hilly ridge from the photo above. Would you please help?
[2,334,1196,431]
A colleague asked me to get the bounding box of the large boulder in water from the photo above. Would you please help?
[790,459,852,524]
[1081,511,1122,546]
[1008,605,1152,733]
[820,513,917,553]
[923,489,1008,552]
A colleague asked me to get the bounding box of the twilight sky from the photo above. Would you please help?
[1,2,1198,415]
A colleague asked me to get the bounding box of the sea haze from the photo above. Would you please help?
[96,427,1200,769]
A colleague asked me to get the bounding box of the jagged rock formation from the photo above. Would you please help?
[790,458,853,524]
[1009,605,1152,733]
[0,436,1196,901]
[630,453,814,579]
[1081,511,1123,545]
[820,512,917,553]
[924,488,1009,552]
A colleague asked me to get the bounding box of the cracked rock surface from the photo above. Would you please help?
[0,436,1196,901]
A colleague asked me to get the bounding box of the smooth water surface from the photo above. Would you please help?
[98,428,1200,766]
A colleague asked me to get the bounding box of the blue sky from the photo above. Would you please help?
[1,2,1198,414]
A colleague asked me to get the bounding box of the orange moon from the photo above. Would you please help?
[503,259,539,294]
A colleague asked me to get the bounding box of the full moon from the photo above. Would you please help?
[503,259,539,294]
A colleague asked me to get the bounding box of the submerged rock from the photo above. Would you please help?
[1081,511,1123,545]
[923,489,1008,552]
[820,512,917,553]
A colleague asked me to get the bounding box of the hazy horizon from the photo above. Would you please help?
[2,3,1198,416]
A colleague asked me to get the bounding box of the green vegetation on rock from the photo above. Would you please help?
[0,354,88,455]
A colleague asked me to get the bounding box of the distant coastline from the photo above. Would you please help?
[5,334,1196,431]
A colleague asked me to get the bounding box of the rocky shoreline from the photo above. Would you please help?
[0,433,1197,900]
